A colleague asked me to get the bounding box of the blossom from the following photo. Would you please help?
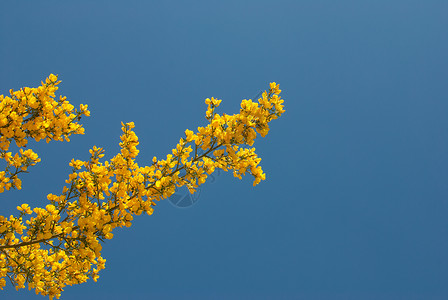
[0,76,285,299]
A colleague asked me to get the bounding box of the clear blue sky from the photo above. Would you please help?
[1,1,447,299]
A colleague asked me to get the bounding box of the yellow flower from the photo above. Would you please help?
[0,78,285,299]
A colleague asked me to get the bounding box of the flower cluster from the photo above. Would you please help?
[0,74,89,193]
[0,76,285,299]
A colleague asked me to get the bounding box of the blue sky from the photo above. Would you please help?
[1,1,447,299]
